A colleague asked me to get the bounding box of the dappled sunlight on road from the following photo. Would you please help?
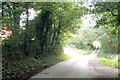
[31,47,118,78]
[64,48,90,66]
[64,48,75,57]
[32,47,102,78]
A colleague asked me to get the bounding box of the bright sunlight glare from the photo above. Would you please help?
[93,41,101,48]
[20,8,37,26]
[64,48,89,65]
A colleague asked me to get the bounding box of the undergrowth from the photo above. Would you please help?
[91,53,119,69]
[2,53,72,78]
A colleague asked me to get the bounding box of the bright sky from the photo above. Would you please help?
[80,0,97,28]
[81,14,96,28]
[20,1,96,27]
[20,8,37,26]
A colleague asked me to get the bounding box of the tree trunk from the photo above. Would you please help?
[26,3,29,28]
[51,24,57,46]
[55,17,61,41]
[24,3,30,56]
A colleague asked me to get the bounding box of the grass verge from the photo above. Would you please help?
[73,49,93,55]
[91,57,119,69]
[2,53,72,79]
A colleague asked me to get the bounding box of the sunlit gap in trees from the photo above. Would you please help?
[93,41,101,49]
[20,8,37,27]
[63,48,89,65]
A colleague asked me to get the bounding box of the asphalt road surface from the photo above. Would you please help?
[31,48,118,78]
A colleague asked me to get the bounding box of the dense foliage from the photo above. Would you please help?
[1,2,86,78]
[68,1,119,54]
[1,1,119,79]
[92,2,119,54]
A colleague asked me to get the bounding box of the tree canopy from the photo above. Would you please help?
[1,1,119,79]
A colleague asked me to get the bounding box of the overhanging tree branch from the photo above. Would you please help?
[96,4,118,16]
